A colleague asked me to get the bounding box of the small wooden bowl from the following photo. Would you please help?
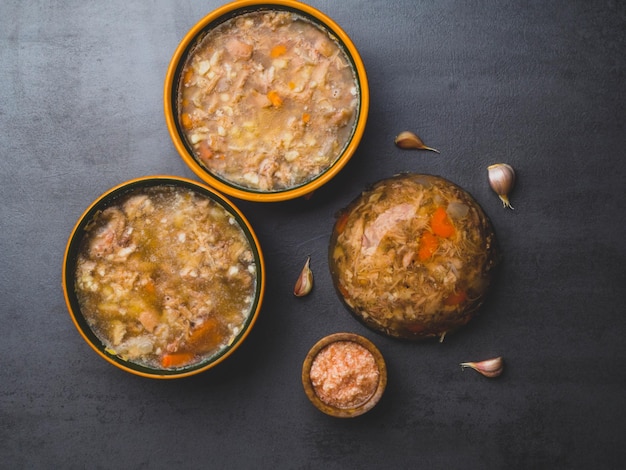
[302,333,387,418]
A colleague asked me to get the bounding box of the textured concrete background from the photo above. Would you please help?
[1,1,625,468]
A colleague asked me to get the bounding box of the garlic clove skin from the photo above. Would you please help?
[487,163,515,209]
[395,131,440,153]
[460,356,504,378]
[294,256,313,297]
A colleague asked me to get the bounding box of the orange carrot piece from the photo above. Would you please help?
[197,140,213,162]
[182,68,194,86]
[161,352,195,368]
[181,113,193,129]
[270,44,287,58]
[444,290,467,306]
[185,318,224,353]
[161,319,224,368]
[302,112,310,124]
[431,206,455,238]
[144,280,156,294]
[418,231,439,261]
[335,211,349,235]
[267,90,283,107]
[406,323,426,334]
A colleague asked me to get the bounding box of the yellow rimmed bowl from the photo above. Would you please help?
[302,333,387,418]
[62,176,265,379]
[164,0,369,202]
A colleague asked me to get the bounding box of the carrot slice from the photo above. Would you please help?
[270,44,287,58]
[197,140,213,162]
[181,113,193,129]
[185,317,224,353]
[334,211,350,235]
[444,290,467,306]
[431,206,455,238]
[418,231,439,261]
[143,280,156,294]
[160,319,225,368]
[267,90,283,107]
[161,352,195,368]
[182,68,194,86]
[406,323,427,334]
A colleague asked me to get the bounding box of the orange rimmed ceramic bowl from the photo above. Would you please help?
[62,176,265,379]
[164,0,369,202]
[302,333,387,418]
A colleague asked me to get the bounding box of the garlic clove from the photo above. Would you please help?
[394,131,440,153]
[460,356,504,378]
[487,163,515,209]
[294,256,313,297]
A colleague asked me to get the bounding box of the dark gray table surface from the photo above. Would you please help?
[2,1,625,468]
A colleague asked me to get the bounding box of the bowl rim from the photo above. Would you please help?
[163,0,370,202]
[62,175,266,379]
[301,332,387,417]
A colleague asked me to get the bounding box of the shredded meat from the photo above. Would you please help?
[74,186,258,369]
[178,10,359,191]
[330,174,499,340]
